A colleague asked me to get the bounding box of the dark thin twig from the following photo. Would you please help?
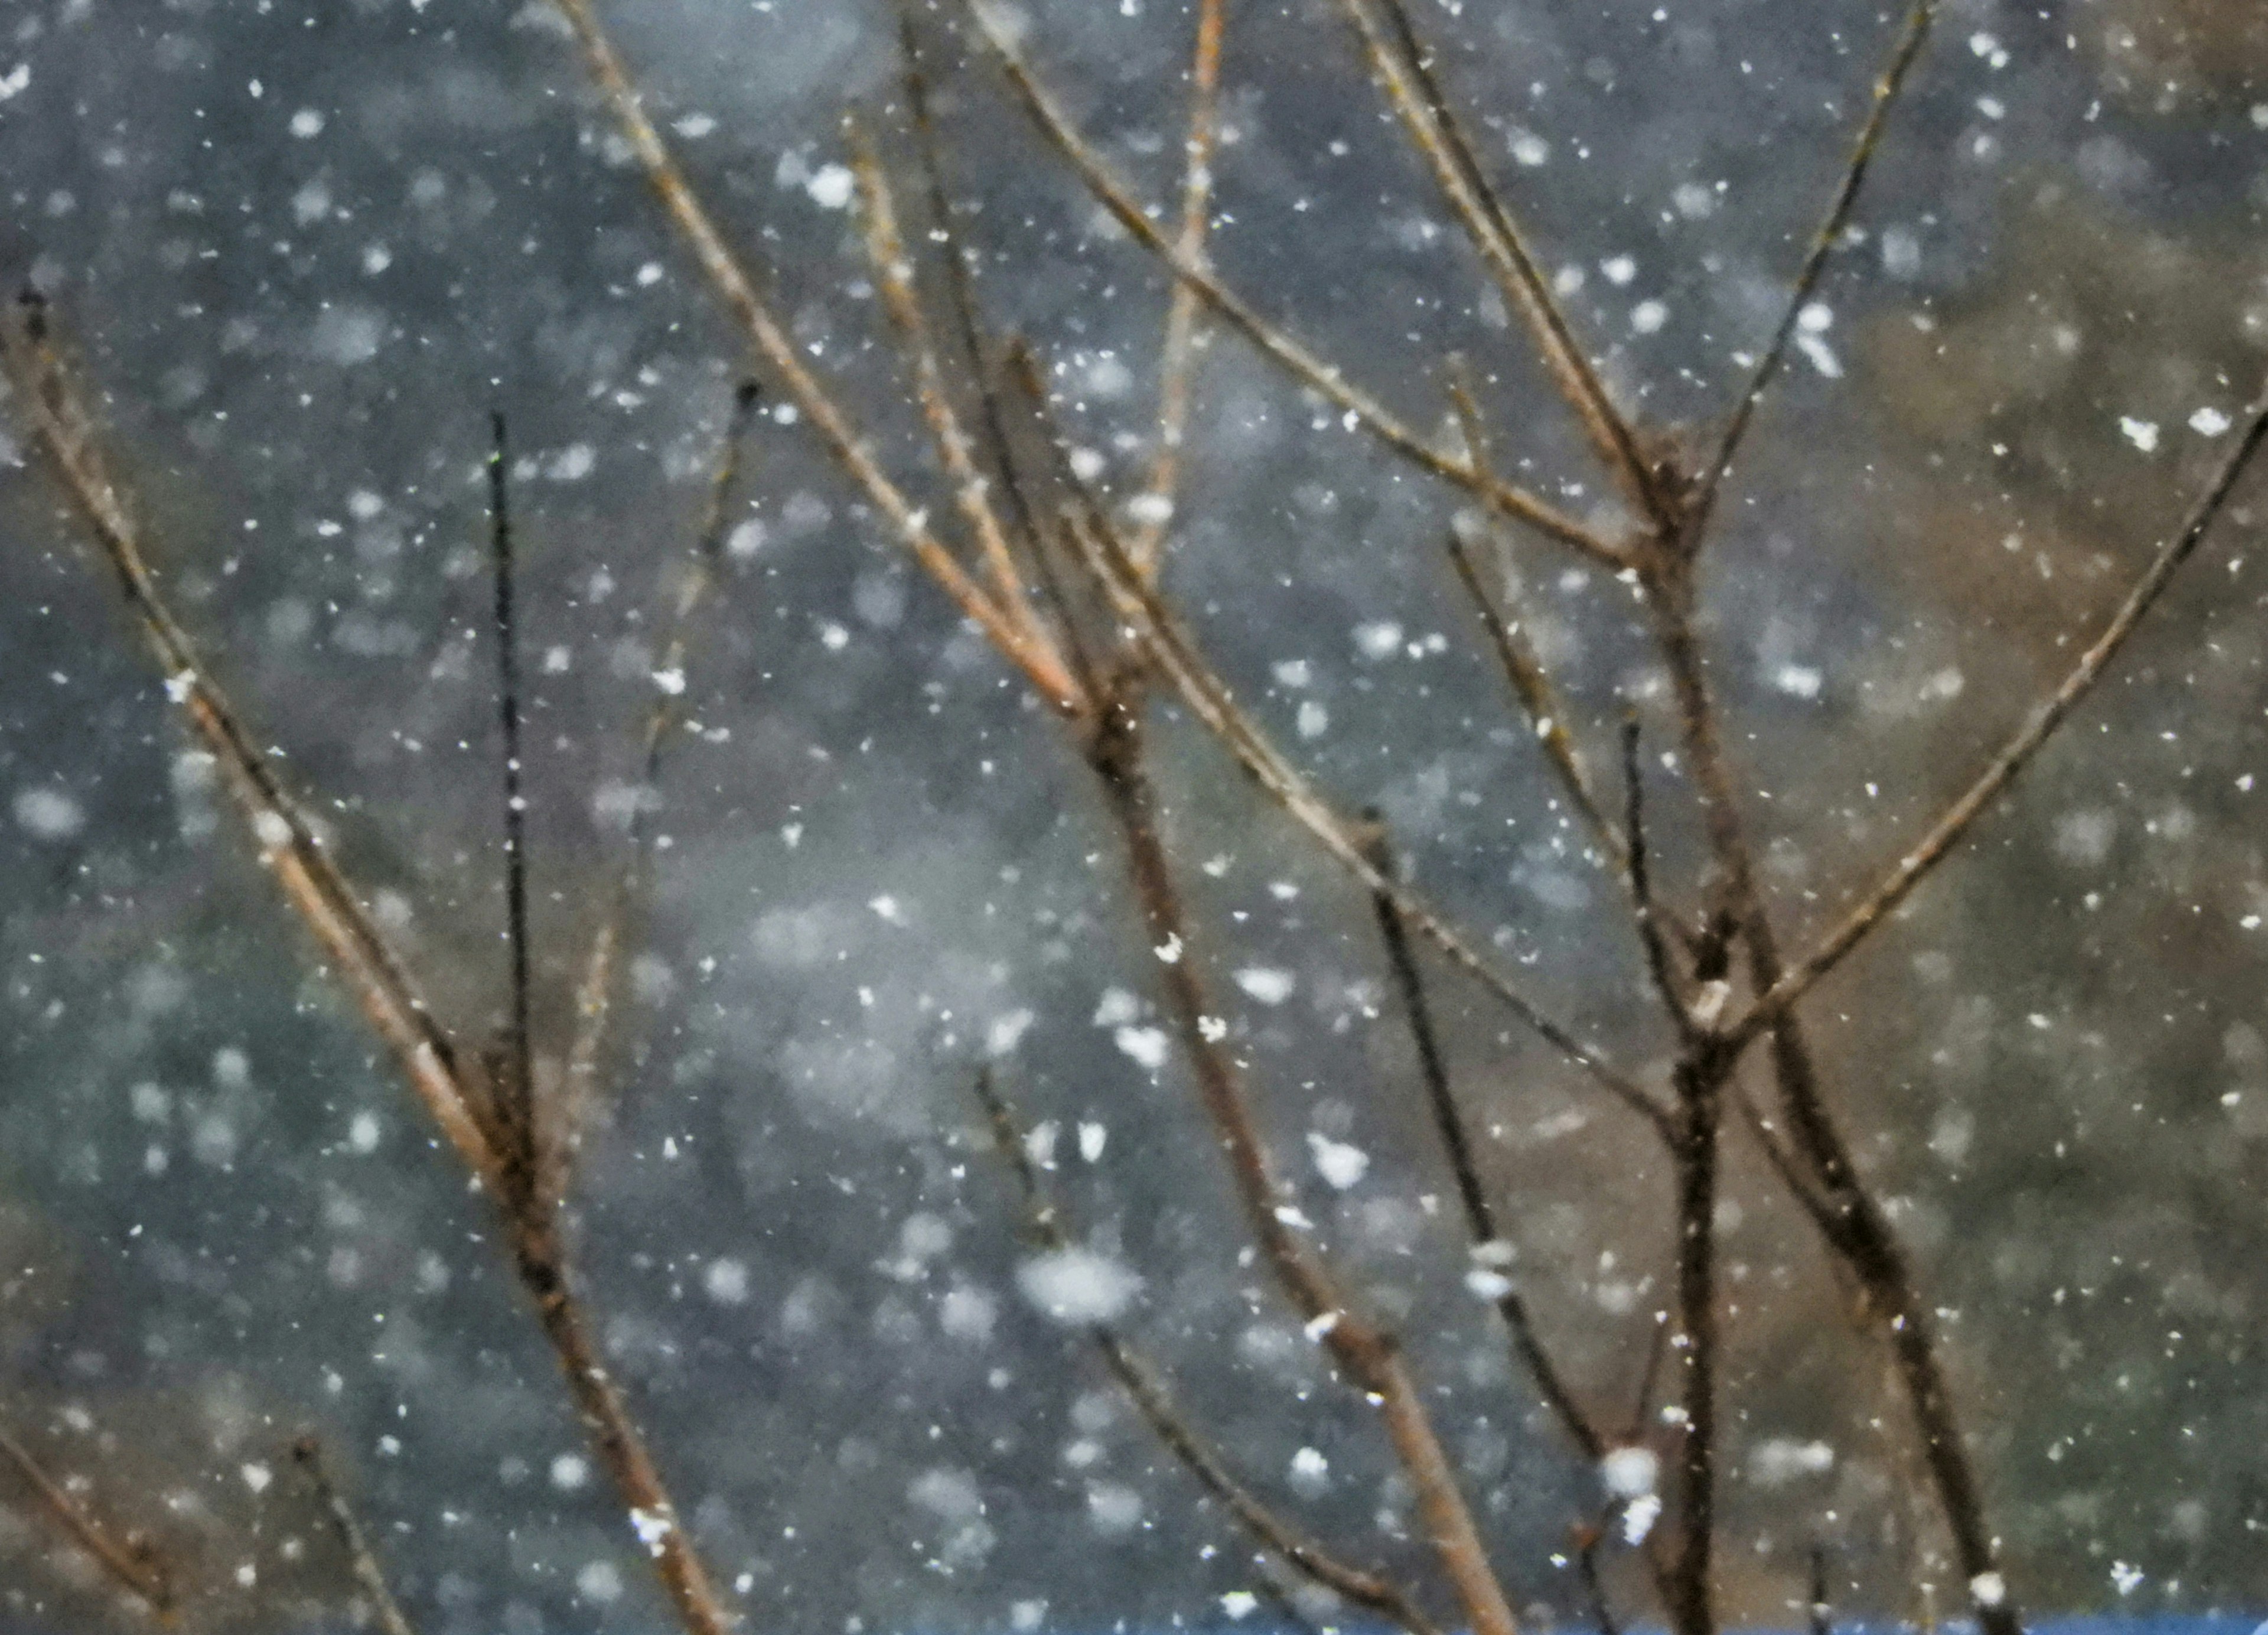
[1663,1044,1725,1635]
[559,382,764,1195]
[1808,1542,1834,1635]
[1685,0,1937,544]
[2,301,739,1635]
[1619,716,1693,1037]
[293,1436,418,1635]
[1729,383,2268,1051]
[1358,819,1612,1462]
[1573,1509,1623,1635]
[969,1074,1442,1635]
[487,413,537,1202]
[0,1419,174,1618]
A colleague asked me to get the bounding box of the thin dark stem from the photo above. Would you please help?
[1574,1508,1624,1635]
[1360,820,1611,1463]
[1684,0,1937,545]
[1443,524,1621,869]
[1808,1543,1833,1635]
[294,1435,418,1635]
[1664,1048,1724,1635]
[1644,546,2018,1635]
[487,413,536,1198]
[1340,0,1663,526]
[960,0,1628,569]
[0,1419,173,1617]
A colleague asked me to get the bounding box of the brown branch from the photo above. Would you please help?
[1684,0,1937,545]
[1048,490,1670,1132]
[0,1418,174,1618]
[847,118,1031,614]
[970,1074,1442,1635]
[560,380,762,1196]
[1337,0,1662,525]
[1127,0,1226,579]
[2,301,739,1635]
[1083,696,1523,1635]
[292,1435,417,1635]
[543,0,1082,712]
[959,0,1630,569]
[1357,820,1613,1463]
[1728,385,2268,1051]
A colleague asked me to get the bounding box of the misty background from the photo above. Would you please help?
[1,0,2266,1628]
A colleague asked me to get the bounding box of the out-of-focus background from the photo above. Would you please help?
[1,0,2265,1628]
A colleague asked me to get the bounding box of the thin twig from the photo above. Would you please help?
[559,381,763,1193]
[1127,0,1226,579]
[0,298,494,1186]
[487,413,539,1209]
[1441,418,1622,867]
[1642,544,2018,1634]
[1083,697,1523,1635]
[544,0,1083,711]
[1572,1509,1623,1635]
[0,1418,174,1618]
[1728,385,2268,1051]
[1357,819,1613,1462]
[1684,0,1937,544]
[847,118,1031,613]
[292,1436,418,1635]
[1048,488,1670,1134]
[1337,0,1662,525]
[970,1074,1442,1635]
[959,0,1630,569]
[1808,1542,1834,1635]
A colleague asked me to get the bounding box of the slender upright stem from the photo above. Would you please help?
[1360,822,1611,1462]
[487,415,537,1194]
[1663,1047,1724,1635]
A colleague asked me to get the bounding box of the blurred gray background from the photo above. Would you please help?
[1,0,2266,1628]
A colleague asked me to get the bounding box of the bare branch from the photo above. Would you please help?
[970,1074,1442,1635]
[543,0,1083,711]
[0,1417,174,1618]
[293,1435,418,1635]
[1728,384,2268,1051]
[1337,0,1661,525]
[1127,0,1226,578]
[1686,0,1937,543]
[959,0,1630,569]
[0,297,495,1187]
[1619,715,1694,1038]
[1083,708,1522,1635]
